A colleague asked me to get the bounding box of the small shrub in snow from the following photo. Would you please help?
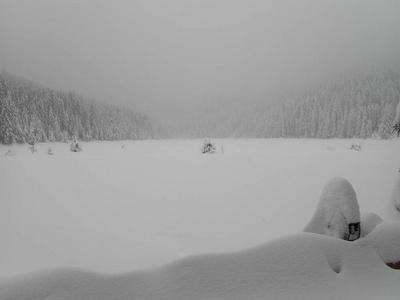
[327,146,334,151]
[48,147,54,155]
[70,139,82,152]
[201,138,216,154]
[349,144,361,151]
[28,145,37,154]
[121,144,126,149]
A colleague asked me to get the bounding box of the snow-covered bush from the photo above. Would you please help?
[201,138,216,154]
[28,145,37,154]
[349,143,361,151]
[304,177,361,241]
[393,101,400,137]
[70,140,82,152]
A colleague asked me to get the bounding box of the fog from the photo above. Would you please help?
[1,0,400,122]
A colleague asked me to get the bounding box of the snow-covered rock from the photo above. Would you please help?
[304,177,361,240]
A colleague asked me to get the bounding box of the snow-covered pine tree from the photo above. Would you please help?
[0,71,155,144]
[0,93,20,144]
[378,104,394,139]
[393,101,400,137]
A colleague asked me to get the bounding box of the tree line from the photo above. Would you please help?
[260,69,399,139]
[0,72,154,144]
[172,67,400,139]
[1,67,399,144]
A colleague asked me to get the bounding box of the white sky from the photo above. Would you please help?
[1,0,400,120]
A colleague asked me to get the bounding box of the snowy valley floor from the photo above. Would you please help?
[1,138,400,299]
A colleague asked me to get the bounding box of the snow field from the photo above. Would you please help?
[1,138,399,279]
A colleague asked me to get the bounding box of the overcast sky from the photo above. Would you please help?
[1,0,400,120]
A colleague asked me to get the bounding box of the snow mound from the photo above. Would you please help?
[359,221,400,264]
[304,177,360,240]
[360,212,383,238]
[382,170,400,221]
[2,228,400,300]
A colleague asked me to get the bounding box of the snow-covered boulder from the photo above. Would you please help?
[382,169,400,221]
[304,177,361,241]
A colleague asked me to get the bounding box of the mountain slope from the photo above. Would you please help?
[0,71,154,144]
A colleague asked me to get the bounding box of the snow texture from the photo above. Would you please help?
[303,177,360,239]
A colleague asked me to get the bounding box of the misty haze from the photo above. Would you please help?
[2,1,400,299]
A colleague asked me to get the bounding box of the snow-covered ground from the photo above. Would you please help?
[1,138,400,299]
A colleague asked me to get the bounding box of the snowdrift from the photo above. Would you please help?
[383,170,400,221]
[1,222,400,300]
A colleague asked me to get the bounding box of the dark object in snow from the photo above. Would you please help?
[347,222,361,241]
[393,123,400,137]
[201,138,216,154]
[349,144,362,151]
[5,150,17,156]
[70,140,82,152]
[387,261,400,269]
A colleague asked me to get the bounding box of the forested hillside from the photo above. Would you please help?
[177,67,400,139]
[261,69,400,139]
[1,68,399,144]
[0,72,154,144]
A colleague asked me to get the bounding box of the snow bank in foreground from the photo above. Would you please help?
[1,222,400,300]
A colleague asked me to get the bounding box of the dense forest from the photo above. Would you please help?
[260,69,400,139]
[175,67,400,139]
[1,67,400,144]
[0,72,154,144]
